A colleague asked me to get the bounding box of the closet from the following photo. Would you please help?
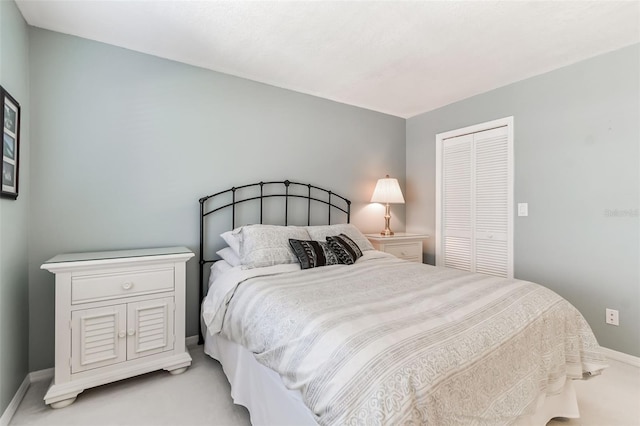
[435,117,513,278]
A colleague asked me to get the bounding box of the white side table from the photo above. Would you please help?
[365,233,429,263]
[41,247,194,408]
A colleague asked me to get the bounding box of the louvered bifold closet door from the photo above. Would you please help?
[441,134,473,272]
[72,305,127,373]
[127,297,174,360]
[474,126,511,278]
[437,119,513,278]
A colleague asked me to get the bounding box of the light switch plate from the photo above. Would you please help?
[518,203,528,217]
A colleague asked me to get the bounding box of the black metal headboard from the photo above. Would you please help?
[198,180,351,343]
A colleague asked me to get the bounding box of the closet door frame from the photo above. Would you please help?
[435,116,514,278]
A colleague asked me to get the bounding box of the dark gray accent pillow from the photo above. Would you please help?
[326,233,363,265]
[289,239,340,269]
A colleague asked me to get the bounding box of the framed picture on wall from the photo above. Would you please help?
[1,86,20,200]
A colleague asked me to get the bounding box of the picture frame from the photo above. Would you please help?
[1,86,20,200]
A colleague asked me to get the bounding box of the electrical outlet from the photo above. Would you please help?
[606,308,619,326]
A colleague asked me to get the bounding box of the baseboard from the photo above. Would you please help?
[186,334,199,348]
[29,368,54,383]
[0,367,53,426]
[0,375,30,426]
[601,346,640,367]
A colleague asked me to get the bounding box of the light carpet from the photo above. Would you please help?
[10,345,640,426]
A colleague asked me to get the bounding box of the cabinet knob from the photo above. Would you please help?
[122,282,134,290]
[128,329,136,336]
[118,331,126,338]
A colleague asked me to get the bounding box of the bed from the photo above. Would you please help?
[198,180,607,426]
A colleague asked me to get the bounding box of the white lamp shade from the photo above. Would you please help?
[371,176,405,204]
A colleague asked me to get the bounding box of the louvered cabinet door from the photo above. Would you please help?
[127,297,174,360]
[71,305,127,373]
[474,126,512,278]
[441,133,473,271]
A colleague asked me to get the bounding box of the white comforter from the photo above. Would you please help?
[202,251,607,425]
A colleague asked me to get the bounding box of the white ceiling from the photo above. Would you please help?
[15,0,640,118]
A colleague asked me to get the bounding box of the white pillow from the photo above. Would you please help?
[216,247,241,267]
[220,230,241,255]
[305,224,374,251]
[209,260,233,288]
[238,224,310,269]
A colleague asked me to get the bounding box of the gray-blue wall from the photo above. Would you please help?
[406,44,640,356]
[0,0,30,415]
[27,28,406,371]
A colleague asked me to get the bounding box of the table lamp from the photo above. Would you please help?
[370,175,405,236]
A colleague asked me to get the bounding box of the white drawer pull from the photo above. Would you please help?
[128,329,136,336]
[118,331,126,338]
[122,282,134,290]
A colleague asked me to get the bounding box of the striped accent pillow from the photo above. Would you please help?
[289,239,340,269]
[326,234,363,265]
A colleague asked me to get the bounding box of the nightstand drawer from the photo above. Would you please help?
[71,268,174,303]
[366,233,428,263]
[385,243,422,261]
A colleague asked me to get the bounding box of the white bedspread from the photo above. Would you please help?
[202,251,607,425]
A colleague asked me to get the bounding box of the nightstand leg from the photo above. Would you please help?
[168,366,188,375]
[49,396,77,409]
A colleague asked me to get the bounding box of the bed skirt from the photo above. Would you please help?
[204,332,581,426]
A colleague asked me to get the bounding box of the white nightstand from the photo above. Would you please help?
[366,233,429,263]
[41,247,194,408]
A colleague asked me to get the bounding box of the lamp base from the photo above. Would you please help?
[380,203,394,236]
